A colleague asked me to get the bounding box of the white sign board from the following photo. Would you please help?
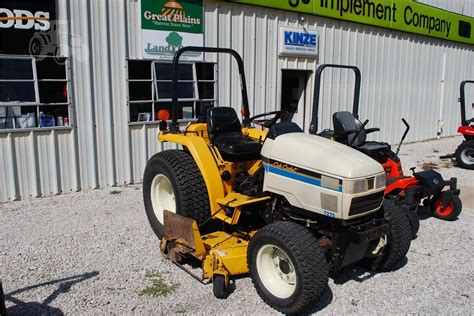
[279,26,318,58]
[142,30,203,61]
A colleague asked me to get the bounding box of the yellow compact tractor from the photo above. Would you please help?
[143,47,412,314]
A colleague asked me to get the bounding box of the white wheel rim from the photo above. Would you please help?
[256,244,297,299]
[461,148,474,164]
[150,174,176,224]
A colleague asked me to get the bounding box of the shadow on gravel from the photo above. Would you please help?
[417,206,435,221]
[4,271,99,316]
[299,285,334,315]
[331,257,408,285]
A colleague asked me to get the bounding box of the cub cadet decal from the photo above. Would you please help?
[272,161,299,173]
[0,8,50,31]
[262,156,343,192]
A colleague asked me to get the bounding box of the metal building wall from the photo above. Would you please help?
[0,0,132,201]
[419,0,474,17]
[204,1,474,144]
[1,0,473,201]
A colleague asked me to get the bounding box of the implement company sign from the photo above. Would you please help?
[227,0,473,45]
[141,0,203,60]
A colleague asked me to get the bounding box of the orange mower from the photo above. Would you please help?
[311,65,462,237]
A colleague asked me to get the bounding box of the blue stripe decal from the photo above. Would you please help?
[264,164,343,192]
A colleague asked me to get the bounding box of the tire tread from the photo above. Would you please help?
[379,200,412,271]
[248,221,328,314]
[143,150,210,238]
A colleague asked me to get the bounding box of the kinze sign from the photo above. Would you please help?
[227,0,474,45]
[279,26,318,57]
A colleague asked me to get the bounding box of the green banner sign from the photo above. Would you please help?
[226,0,473,45]
[142,0,203,34]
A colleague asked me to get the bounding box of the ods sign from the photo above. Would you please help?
[0,0,56,55]
[0,8,50,31]
[279,26,318,58]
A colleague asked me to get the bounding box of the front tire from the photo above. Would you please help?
[405,207,420,239]
[143,150,210,239]
[455,141,474,170]
[247,221,328,314]
[430,194,462,221]
[368,200,412,271]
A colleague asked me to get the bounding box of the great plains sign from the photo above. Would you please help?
[141,0,203,60]
[279,26,318,57]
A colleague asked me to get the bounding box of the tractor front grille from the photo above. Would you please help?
[349,191,384,216]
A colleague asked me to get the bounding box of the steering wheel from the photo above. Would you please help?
[245,111,288,128]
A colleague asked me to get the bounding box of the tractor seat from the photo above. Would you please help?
[333,111,391,163]
[357,142,392,163]
[207,107,262,162]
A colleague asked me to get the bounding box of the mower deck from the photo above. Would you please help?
[161,210,251,285]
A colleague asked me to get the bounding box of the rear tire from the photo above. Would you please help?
[143,150,210,239]
[430,194,462,221]
[247,221,328,314]
[455,141,474,170]
[369,200,412,271]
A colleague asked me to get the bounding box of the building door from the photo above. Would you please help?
[281,70,311,130]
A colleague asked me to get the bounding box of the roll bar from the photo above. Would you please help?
[170,46,251,132]
[459,80,474,126]
[309,64,361,134]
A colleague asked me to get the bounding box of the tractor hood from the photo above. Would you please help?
[261,133,384,179]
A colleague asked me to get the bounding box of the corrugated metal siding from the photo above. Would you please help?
[1,0,473,201]
[203,2,474,144]
[419,0,474,17]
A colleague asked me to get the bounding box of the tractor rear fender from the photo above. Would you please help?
[159,132,225,214]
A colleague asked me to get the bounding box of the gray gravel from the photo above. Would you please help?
[1,136,473,315]
[398,135,473,186]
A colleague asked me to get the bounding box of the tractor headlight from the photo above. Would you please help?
[344,179,368,194]
[375,173,386,189]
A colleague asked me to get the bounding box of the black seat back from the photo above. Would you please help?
[207,107,242,142]
[333,111,367,146]
[197,103,214,123]
[267,122,303,140]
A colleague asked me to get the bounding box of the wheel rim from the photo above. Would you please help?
[435,199,453,217]
[460,147,474,165]
[150,174,176,224]
[256,244,297,299]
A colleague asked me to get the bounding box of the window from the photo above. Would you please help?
[128,60,216,123]
[0,58,36,103]
[0,57,70,130]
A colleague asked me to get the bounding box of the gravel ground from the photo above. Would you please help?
[1,136,473,315]
[398,136,473,186]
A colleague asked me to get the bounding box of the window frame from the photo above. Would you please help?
[0,55,73,133]
[0,56,39,105]
[127,59,217,125]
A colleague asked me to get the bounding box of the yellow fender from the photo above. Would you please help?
[158,132,225,213]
